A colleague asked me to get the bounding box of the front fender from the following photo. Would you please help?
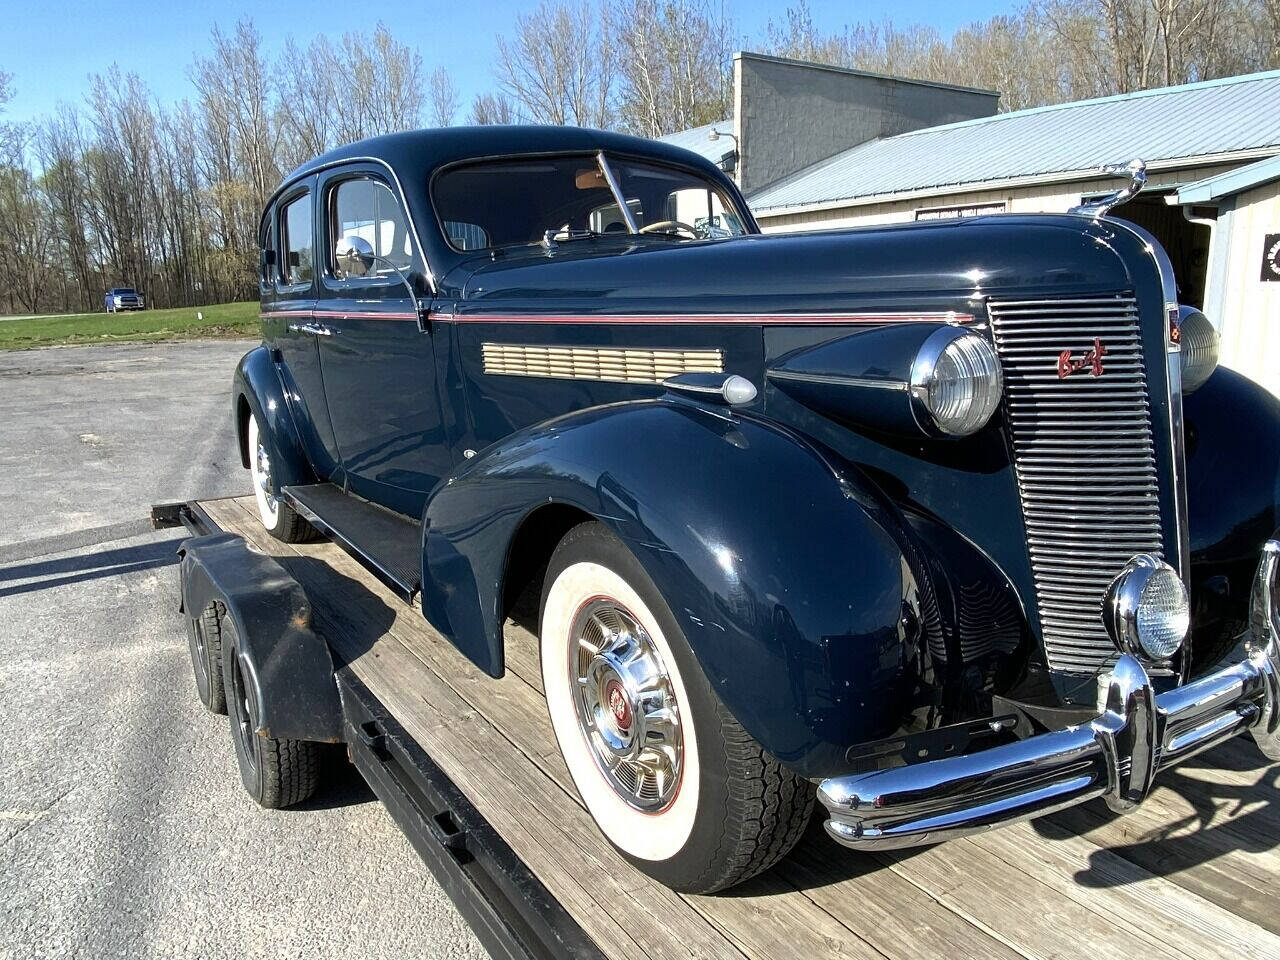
[422,398,937,778]
[1184,367,1280,671]
[232,346,314,488]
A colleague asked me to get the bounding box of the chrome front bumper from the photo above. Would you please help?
[818,540,1280,851]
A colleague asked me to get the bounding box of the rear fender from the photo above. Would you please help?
[232,345,314,487]
[179,533,342,742]
[421,398,936,778]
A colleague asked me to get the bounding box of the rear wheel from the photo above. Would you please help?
[187,602,226,714]
[247,410,315,543]
[221,617,320,808]
[540,522,812,893]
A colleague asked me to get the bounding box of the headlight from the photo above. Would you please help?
[909,328,1002,436]
[1104,555,1189,662]
[1178,306,1218,394]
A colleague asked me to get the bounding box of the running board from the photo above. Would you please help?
[282,484,422,603]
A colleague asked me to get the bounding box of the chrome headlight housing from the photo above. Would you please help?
[1104,555,1190,662]
[909,328,1003,436]
[1178,306,1219,394]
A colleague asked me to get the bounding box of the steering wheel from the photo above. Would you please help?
[639,220,699,238]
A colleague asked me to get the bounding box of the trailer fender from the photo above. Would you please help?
[179,533,342,743]
[232,345,314,487]
[421,399,936,777]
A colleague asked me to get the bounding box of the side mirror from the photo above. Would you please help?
[335,234,375,279]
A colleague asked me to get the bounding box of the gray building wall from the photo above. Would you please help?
[733,53,1001,195]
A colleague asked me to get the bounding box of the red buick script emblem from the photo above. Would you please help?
[1057,338,1107,379]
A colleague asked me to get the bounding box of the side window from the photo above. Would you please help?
[331,178,414,276]
[280,193,314,286]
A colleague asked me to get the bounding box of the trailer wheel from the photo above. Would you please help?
[187,602,226,714]
[540,522,812,893]
[247,410,315,543]
[221,617,319,808]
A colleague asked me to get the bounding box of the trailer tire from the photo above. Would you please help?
[221,617,320,808]
[187,602,226,714]
[540,521,813,893]
[247,410,316,543]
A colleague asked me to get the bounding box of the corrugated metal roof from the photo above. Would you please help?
[658,120,735,167]
[1176,153,1280,203]
[750,71,1280,214]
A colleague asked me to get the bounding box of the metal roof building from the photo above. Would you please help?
[656,119,735,170]
[750,71,1280,217]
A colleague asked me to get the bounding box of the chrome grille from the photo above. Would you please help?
[989,296,1164,674]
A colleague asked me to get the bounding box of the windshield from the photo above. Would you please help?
[432,153,749,252]
[112,288,136,295]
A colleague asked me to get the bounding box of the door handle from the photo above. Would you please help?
[286,321,335,337]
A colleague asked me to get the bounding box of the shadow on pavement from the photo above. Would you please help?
[0,537,184,598]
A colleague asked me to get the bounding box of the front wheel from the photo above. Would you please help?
[247,410,314,543]
[540,522,812,893]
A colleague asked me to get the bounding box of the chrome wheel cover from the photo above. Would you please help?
[253,440,276,509]
[570,600,683,811]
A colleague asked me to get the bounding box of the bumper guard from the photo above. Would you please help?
[818,540,1280,850]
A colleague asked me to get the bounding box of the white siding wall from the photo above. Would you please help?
[1214,183,1280,396]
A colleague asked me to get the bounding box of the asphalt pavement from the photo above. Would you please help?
[0,342,486,960]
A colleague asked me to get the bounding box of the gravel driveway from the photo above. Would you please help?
[0,342,485,960]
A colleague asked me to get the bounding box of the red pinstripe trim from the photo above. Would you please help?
[432,311,973,325]
[259,310,419,321]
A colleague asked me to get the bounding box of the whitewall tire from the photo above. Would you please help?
[539,521,814,893]
[542,559,700,862]
[246,410,315,543]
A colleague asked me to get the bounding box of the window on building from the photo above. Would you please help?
[281,194,314,286]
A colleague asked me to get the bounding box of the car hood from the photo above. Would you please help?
[440,215,1137,314]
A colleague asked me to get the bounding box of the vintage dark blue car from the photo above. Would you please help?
[233,126,1280,893]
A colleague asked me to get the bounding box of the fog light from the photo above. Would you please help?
[1104,555,1189,661]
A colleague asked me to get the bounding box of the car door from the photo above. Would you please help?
[313,166,452,519]
[265,178,342,481]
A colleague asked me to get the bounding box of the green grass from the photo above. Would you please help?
[0,301,260,350]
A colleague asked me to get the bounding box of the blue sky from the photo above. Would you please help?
[5,0,1016,124]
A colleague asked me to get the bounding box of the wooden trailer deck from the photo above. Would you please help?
[202,495,1280,960]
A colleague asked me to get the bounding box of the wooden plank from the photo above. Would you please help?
[200,497,1280,960]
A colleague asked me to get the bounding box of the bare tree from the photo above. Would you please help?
[614,0,733,137]
[496,1,616,126]
[0,128,57,312]
[470,92,518,124]
[277,36,338,167]
[429,67,460,126]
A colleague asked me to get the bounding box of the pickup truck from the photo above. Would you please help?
[103,287,144,312]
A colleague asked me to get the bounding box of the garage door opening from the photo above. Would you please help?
[1106,193,1213,308]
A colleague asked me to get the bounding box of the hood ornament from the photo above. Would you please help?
[1070,158,1147,219]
